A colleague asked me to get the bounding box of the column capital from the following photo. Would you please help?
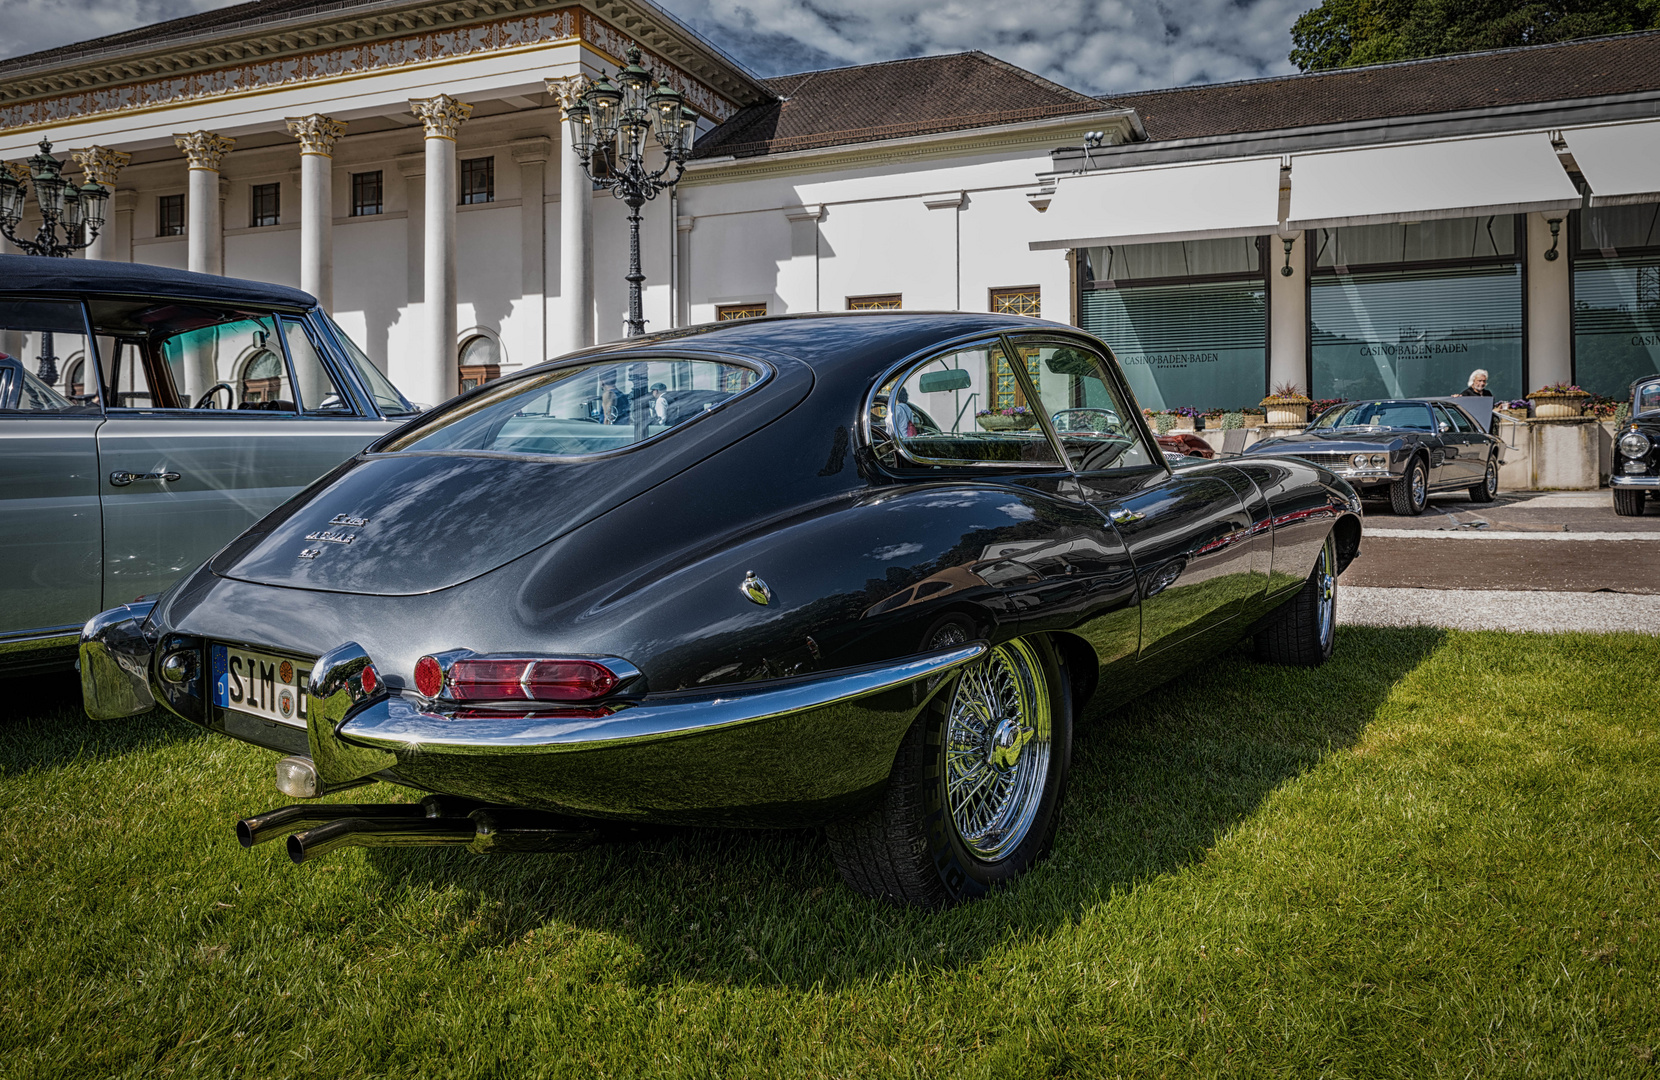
[286,114,347,157]
[1,161,26,185]
[544,75,588,114]
[511,137,553,165]
[409,95,472,140]
[70,146,130,188]
[174,131,234,171]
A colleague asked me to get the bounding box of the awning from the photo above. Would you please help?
[1561,121,1660,207]
[1028,156,1283,251]
[1287,132,1581,230]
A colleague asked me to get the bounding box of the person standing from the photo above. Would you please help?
[1457,369,1492,397]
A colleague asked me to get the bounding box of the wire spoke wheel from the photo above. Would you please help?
[942,640,1052,861]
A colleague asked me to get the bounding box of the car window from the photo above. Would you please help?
[1012,339,1156,473]
[1431,404,1457,432]
[1635,379,1660,415]
[88,300,297,412]
[1313,401,1433,430]
[321,314,416,416]
[871,342,1061,468]
[1446,404,1480,433]
[0,299,98,414]
[280,318,354,415]
[381,357,760,457]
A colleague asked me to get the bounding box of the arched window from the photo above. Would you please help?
[239,350,285,404]
[458,334,501,393]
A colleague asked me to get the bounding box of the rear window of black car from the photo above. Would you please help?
[380,357,761,457]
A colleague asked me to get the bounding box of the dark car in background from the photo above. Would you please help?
[1242,398,1503,515]
[0,255,416,675]
[1612,375,1660,516]
[82,312,1364,907]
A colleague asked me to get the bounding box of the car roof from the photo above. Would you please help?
[0,253,316,309]
[571,311,1084,375]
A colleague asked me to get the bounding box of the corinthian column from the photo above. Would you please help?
[70,147,130,261]
[286,114,346,312]
[409,95,472,405]
[174,131,233,275]
[547,76,594,355]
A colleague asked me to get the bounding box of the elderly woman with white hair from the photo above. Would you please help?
[1457,368,1492,397]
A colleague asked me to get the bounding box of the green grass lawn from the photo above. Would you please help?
[2,627,1656,1078]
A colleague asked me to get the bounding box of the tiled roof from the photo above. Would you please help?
[692,51,1106,159]
[1106,30,1660,142]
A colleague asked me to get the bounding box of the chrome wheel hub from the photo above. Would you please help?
[1411,467,1426,506]
[1486,462,1498,494]
[944,640,1052,862]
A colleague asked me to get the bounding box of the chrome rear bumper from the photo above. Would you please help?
[80,602,158,720]
[309,641,988,827]
[1609,475,1660,488]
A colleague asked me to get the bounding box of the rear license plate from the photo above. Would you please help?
[211,644,313,725]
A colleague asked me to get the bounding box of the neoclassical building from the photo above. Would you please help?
[1,1,1656,409]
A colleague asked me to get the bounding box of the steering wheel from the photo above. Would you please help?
[193,382,235,410]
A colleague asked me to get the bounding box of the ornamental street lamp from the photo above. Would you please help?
[1,138,111,385]
[0,138,110,259]
[562,45,700,337]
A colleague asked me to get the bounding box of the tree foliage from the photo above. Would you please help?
[1289,0,1660,71]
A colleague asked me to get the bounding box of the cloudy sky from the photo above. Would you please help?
[0,0,1307,94]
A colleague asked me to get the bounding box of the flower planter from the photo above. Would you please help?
[1527,392,1588,420]
[1265,405,1308,426]
[976,414,1036,432]
[1170,416,1196,431]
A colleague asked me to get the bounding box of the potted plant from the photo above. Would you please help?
[1495,399,1529,421]
[1201,408,1227,431]
[1526,382,1590,419]
[975,405,1037,432]
[1260,383,1313,426]
[1169,406,1199,431]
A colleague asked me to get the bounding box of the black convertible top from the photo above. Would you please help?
[0,254,315,308]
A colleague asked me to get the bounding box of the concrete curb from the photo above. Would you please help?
[1339,586,1660,634]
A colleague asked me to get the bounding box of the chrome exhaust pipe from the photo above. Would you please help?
[236,795,620,864]
[287,815,478,863]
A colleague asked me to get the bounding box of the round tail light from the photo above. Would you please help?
[359,663,379,697]
[414,655,444,698]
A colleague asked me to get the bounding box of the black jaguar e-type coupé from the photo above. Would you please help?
[83,313,1363,906]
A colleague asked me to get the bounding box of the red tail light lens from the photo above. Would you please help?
[448,658,620,702]
[359,663,379,697]
[414,655,444,698]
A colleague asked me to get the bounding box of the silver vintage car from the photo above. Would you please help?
[0,254,416,675]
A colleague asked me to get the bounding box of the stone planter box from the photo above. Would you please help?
[1170,416,1196,431]
[1529,394,1588,420]
[1495,416,1602,491]
[977,414,1036,432]
[1264,405,1309,426]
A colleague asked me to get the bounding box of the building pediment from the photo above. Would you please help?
[0,0,771,134]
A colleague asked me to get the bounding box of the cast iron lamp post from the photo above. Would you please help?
[0,138,111,385]
[563,45,700,337]
[0,138,110,259]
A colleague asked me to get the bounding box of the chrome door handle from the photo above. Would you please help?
[110,470,181,487]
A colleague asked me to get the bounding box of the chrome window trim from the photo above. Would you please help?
[369,352,774,464]
[999,330,1169,479]
[865,336,1069,472]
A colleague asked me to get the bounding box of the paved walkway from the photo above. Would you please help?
[1338,586,1660,634]
[1336,489,1660,634]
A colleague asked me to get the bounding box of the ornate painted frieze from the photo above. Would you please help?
[70,145,130,186]
[286,114,346,156]
[410,96,472,139]
[0,8,735,134]
[174,130,234,170]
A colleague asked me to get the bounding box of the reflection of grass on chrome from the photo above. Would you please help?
[2,627,1657,1077]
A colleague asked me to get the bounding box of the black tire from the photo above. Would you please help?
[825,635,1072,907]
[1468,456,1499,503]
[1254,533,1337,667]
[1390,457,1428,516]
[1613,488,1647,517]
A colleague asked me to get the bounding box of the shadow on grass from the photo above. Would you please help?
[358,625,1447,990]
[0,670,205,772]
